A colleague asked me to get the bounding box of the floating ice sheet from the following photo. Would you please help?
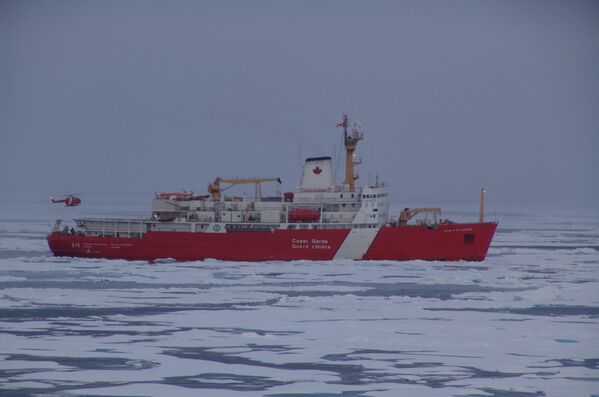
[0,202,598,396]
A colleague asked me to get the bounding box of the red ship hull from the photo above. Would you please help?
[363,223,497,261]
[47,222,497,262]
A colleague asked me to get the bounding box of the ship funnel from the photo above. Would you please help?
[301,157,333,191]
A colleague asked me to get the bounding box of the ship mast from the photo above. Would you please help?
[341,114,363,192]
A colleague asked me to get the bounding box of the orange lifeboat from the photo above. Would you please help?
[288,208,320,222]
[158,192,192,200]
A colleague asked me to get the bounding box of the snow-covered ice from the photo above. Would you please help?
[0,200,598,396]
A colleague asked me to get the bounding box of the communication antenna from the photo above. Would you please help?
[333,143,337,182]
[341,114,363,192]
[334,117,344,184]
[297,144,303,184]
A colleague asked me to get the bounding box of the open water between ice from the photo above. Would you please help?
[0,199,598,396]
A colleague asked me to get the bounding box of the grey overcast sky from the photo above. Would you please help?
[1,0,598,208]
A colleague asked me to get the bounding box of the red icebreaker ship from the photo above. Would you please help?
[48,115,497,262]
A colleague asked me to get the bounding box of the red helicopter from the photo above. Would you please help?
[49,195,81,207]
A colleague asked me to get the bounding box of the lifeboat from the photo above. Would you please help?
[288,208,320,222]
[158,192,192,200]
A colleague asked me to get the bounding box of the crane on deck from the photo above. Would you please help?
[208,177,282,201]
[398,207,441,226]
